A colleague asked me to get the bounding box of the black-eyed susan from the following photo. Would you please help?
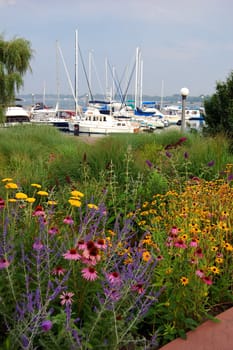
[142,251,152,262]
[224,243,233,251]
[209,266,220,274]
[215,257,224,264]
[180,276,189,286]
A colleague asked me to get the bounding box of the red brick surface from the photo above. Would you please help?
[159,307,233,350]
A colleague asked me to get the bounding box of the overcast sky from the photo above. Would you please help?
[1,0,233,97]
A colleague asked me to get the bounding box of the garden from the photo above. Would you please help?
[0,124,232,349]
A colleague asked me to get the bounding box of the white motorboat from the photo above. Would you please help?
[69,107,140,134]
[4,106,30,126]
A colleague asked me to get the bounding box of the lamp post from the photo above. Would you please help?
[180,87,189,132]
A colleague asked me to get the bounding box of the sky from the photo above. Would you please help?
[1,0,233,98]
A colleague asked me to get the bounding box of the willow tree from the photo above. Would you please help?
[0,35,33,121]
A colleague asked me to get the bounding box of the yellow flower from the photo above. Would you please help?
[26,197,36,203]
[87,203,99,210]
[224,243,233,251]
[68,199,81,207]
[215,257,224,264]
[209,266,220,274]
[211,246,218,252]
[15,192,28,200]
[71,190,84,198]
[5,182,18,189]
[37,191,48,196]
[47,200,57,205]
[142,251,152,262]
[31,183,42,188]
[107,229,115,236]
[180,277,189,286]
[2,178,13,182]
[8,198,17,203]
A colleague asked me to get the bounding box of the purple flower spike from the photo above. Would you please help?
[145,160,153,169]
[41,319,53,332]
[184,152,189,159]
[165,151,172,158]
[207,160,215,167]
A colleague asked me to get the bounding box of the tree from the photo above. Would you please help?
[0,35,33,121]
[204,71,233,139]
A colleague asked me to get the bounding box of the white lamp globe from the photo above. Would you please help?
[180,87,189,97]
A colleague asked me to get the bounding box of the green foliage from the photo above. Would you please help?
[204,70,233,139]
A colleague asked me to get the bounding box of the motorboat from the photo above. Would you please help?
[69,107,140,134]
[4,106,30,126]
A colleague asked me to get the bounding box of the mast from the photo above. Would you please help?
[134,47,141,110]
[140,59,143,108]
[88,50,93,101]
[56,40,60,110]
[105,57,109,100]
[160,80,164,110]
[75,29,78,114]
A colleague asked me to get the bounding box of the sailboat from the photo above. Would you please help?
[30,31,82,132]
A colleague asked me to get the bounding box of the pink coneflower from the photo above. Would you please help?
[0,258,10,269]
[174,239,187,249]
[63,248,81,260]
[48,226,59,235]
[63,216,74,225]
[156,255,164,261]
[107,272,122,286]
[190,258,198,264]
[196,269,205,278]
[195,247,204,258]
[76,239,86,250]
[0,198,5,209]
[81,266,98,281]
[131,282,144,294]
[202,276,213,285]
[190,239,198,247]
[86,240,96,250]
[95,238,107,250]
[60,291,74,305]
[32,205,46,217]
[33,240,44,251]
[170,226,179,237]
[52,266,66,276]
[82,246,101,264]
